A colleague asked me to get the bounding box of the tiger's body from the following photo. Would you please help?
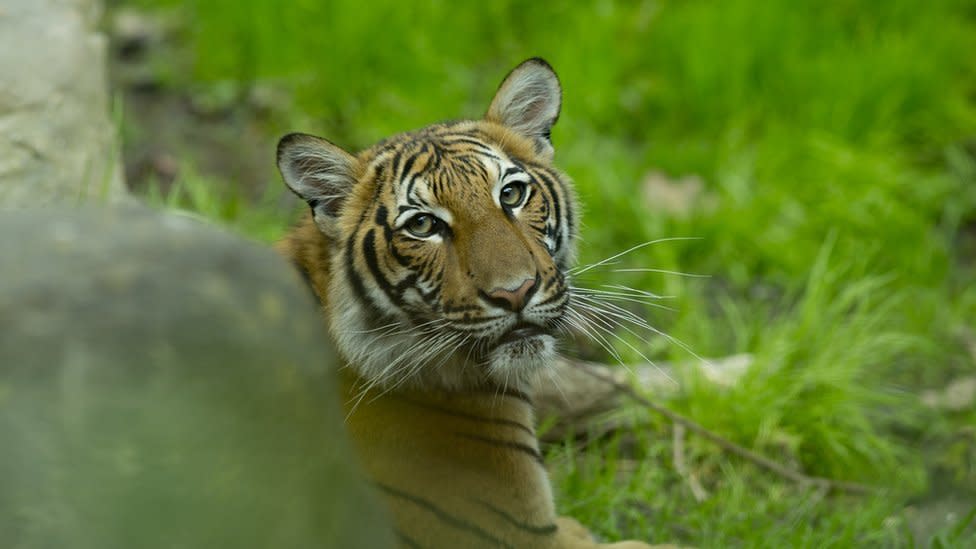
[277,59,664,549]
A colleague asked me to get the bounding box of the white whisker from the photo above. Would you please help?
[569,237,701,277]
[597,284,675,300]
[571,303,669,381]
[611,268,710,278]
[347,321,401,335]
[564,308,626,367]
[572,288,677,312]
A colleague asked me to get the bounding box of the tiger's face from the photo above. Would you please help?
[278,59,577,392]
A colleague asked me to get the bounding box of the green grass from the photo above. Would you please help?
[547,433,916,547]
[125,0,976,545]
[143,165,295,242]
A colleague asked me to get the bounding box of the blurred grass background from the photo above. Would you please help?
[109,0,976,545]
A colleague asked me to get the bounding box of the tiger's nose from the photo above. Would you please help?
[483,277,537,312]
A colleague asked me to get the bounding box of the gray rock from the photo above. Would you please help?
[0,0,127,206]
[0,207,393,548]
[921,376,976,412]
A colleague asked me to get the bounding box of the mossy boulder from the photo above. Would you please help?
[0,206,392,548]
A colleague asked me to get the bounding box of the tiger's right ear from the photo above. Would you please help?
[486,58,562,159]
[277,133,358,234]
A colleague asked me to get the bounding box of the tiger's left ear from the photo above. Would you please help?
[277,132,358,237]
[486,58,562,159]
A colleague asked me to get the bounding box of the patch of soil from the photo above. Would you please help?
[106,7,282,200]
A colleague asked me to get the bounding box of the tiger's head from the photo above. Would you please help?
[277,59,578,393]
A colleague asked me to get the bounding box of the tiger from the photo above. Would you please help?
[276,58,672,549]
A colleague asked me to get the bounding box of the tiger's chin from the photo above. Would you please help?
[483,333,557,389]
[387,331,558,393]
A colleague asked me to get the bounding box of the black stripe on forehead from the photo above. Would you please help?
[440,136,497,154]
[447,154,490,181]
[405,171,424,205]
[388,149,403,181]
[399,151,419,182]
[377,142,433,208]
[395,153,494,207]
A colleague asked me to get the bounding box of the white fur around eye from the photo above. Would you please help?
[490,158,533,214]
[393,179,453,242]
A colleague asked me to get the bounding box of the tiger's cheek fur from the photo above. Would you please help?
[388,231,449,315]
[336,196,435,318]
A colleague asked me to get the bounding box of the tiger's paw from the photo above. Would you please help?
[604,540,688,548]
[555,516,685,549]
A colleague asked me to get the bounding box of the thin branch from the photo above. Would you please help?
[576,362,878,496]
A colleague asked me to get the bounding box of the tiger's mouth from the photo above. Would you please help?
[496,322,550,346]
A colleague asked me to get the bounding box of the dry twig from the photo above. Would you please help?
[576,362,878,496]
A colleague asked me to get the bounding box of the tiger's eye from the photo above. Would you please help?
[500,182,527,208]
[405,213,439,237]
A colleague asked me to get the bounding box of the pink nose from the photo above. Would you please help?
[486,278,537,312]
